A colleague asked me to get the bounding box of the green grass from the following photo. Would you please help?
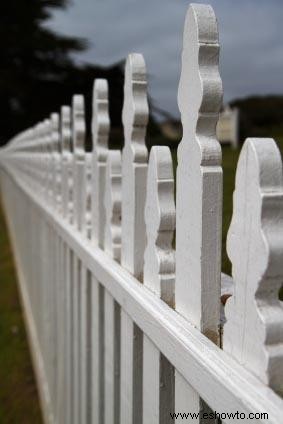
[0,202,42,423]
[221,146,240,274]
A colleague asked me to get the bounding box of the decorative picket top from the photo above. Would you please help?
[92,79,109,160]
[1,4,283,424]
[122,53,148,164]
[72,95,86,160]
[61,106,74,223]
[44,118,53,203]
[51,113,62,212]
[72,94,86,231]
[104,150,122,262]
[224,137,283,396]
[174,4,223,418]
[91,79,110,247]
[144,146,175,307]
[120,53,149,424]
[176,3,223,343]
[50,113,60,153]
[121,53,148,280]
[143,146,175,423]
[61,106,72,153]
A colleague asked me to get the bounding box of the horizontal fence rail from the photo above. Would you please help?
[0,3,283,424]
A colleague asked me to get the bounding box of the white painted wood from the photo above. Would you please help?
[60,105,72,220]
[71,94,86,424]
[121,53,148,280]
[56,237,65,424]
[143,146,175,305]
[91,276,100,424]
[91,79,110,247]
[72,94,86,231]
[143,146,175,424]
[90,82,109,423]
[120,311,134,424]
[3,170,283,424]
[175,3,223,419]
[83,153,92,239]
[104,289,116,424]
[60,105,74,423]
[65,246,73,424]
[46,119,54,205]
[104,150,122,261]
[121,53,149,424]
[80,264,89,424]
[104,149,122,424]
[223,137,283,396]
[80,136,92,423]
[72,254,81,424]
[50,112,61,212]
[176,0,222,344]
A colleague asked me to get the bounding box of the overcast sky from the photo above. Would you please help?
[47,0,283,119]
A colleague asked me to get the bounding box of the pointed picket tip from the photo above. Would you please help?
[224,137,283,395]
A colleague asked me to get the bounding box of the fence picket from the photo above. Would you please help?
[104,149,122,424]
[175,4,223,420]
[61,106,72,219]
[91,79,110,247]
[90,78,111,423]
[121,53,148,424]
[143,146,175,423]
[72,95,86,423]
[223,137,283,396]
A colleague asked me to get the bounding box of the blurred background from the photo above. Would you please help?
[0,0,282,422]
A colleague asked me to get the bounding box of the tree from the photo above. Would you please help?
[0,0,160,147]
[0,1,86,143]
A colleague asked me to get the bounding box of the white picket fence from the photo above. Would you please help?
[0,4,283,424]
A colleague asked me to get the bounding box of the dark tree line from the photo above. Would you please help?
[231,95,283,142]
[0,0,127,146]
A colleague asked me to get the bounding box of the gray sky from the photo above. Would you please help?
[47,0,283,119]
